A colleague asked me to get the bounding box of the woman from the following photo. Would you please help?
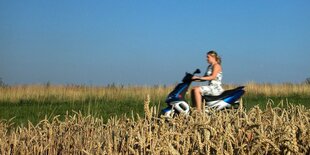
[191,51,224,112]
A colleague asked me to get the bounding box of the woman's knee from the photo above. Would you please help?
[191,86,197,92]
[193,86,201,94]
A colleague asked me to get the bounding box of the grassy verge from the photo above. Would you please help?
[1,94,309,127]
[0,98,149,127]
[243,94,310,109]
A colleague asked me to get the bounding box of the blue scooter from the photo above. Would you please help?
[161,69,245,117]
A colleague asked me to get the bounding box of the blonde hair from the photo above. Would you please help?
[207,50,222,64]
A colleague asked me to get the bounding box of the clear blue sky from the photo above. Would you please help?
[1,0,310,85]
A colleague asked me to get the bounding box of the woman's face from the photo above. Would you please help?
[206,54,216,64]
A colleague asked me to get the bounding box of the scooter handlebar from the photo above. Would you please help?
[182,69,202,82]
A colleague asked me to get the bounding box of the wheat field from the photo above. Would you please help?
[0,97,309,154]
[1,82,310,102]
[0,83,310,154]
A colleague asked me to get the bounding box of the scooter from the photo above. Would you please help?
[161,69,245,118]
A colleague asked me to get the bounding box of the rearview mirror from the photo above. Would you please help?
[194,69,201,74]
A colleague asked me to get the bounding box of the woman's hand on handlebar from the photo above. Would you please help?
[192,76,200,80]
[192,76,207,82]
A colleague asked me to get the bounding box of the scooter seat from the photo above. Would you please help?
[203,86,245,102]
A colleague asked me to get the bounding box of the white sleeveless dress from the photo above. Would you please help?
[200,65,224,96]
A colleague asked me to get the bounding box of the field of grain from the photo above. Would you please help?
[1,83,310,102]
[0,83,309,154]
[0,96,309,154]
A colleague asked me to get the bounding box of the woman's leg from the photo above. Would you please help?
[191,86,202,111]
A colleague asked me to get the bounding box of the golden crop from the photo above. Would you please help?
[0,83,309,154]
[0,97,309,154]
[0,82,309,102]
